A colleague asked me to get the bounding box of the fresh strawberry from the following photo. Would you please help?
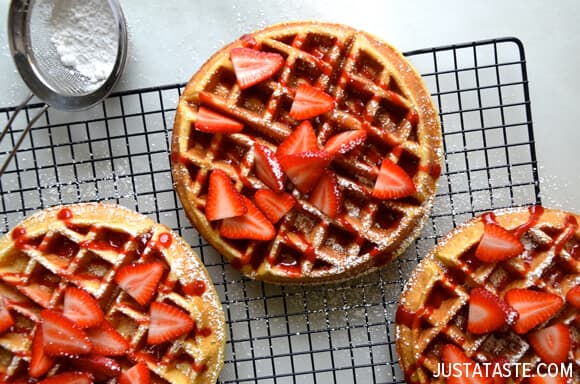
[254,189,296,224]
[114,261,165,306]
[279,150,332,193]
[37,372,93,384]
[68,355,121,382]
[277,120,318,156]
[205,169,247,221]
[526,374,568,384]
[566,285,580,308]
[441,344,493,384]
[119,362,149,384]
[230,47,284,89]
[371,157,416,199]
[309,170,341,218]
[289,83,334,120]
[468,288,518,334]
[504,289,564,334]
[63,287,104,328]
[85,320,129,356]
[0,297,14,334]
[147,302,194,345]
[475,223,524,262]
[194,106,243,133]
[254,143,285,192]
[29,326,55,378]
[528,323,571,364]
[323,130,367,156]
[41,309,92,356]
[220,196,276,241]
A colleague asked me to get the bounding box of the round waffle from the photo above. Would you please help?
[396,207,579,383]
[0,203,225,383]
[172,21,442,284]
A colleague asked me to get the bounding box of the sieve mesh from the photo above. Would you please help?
[26,0,118,96]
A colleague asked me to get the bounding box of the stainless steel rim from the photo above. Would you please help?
[7,0,129,111]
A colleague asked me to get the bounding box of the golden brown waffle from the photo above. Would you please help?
[0,203,225,383]
[396,207,580,383]
[172,21,442,284]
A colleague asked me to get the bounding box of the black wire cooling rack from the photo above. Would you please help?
[0,37,540,383]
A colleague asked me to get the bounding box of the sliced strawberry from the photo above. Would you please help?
[371,157,416,199]
[114,261,165,306]
[526,374,568,384]
[278,150,332,193]
[468,287,518,334]
[68,355,121,382]
[0,297,14,334]
[254,143,285,192]
[289,83,334,120]
[38,372,93,384]
[475,223,524,262]
[528,323,571,364]
[41,309,92,356]
[85,320,129,356]
[309,170,341,218]
[254,189,296,224]
[147,302,194,345]
[29,326,55,378]
[230,47,284,89]
[220,196,276,241]
[277,120,318,156]
[441,344,493,384]
[205,169,247,221]
[504,289,564,334]
[566,285,580,308]
[323,130,367,156]
[194,106,243,133]
[63,287,104,328]
[119,362,149,384]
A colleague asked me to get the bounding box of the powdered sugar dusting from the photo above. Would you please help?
[49,0,117,87]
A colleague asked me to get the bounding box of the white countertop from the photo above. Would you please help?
[1,0,579,212]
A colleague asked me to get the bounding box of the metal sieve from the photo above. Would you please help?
[0,0,128,176]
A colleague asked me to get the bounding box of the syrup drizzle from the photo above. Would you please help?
[275,263,301,278]
[512,205,544,238]
[194,30,431,280]
[571,244,579,261]
[157,232,173,248]
[182,280,207,296]
[11,227,26,240]
[554,215,578,256]
[405,108,419,127]
[399,206,555,381]
[2,220,216,381]
[418,162,442,179]
[80,229,133,252]
[239,33,259,49]
[482,212,498,226]
[193,323,213,338]
[192,360,208,373]
[57,208,73,221]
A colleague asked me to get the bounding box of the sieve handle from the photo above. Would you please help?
[0,93,49,177]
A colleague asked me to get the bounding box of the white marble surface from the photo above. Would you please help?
[1,0,579,212]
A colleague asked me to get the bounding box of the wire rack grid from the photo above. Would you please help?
[0,37,539,384]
